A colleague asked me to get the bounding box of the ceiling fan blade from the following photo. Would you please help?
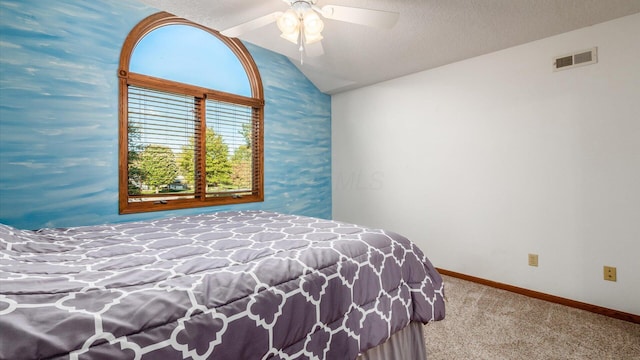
[305,41,324,58]
[320,5,399,29]
[220,11,283,38]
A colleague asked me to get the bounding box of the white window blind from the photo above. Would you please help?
[206,99,254,195]
[127,85,201,201]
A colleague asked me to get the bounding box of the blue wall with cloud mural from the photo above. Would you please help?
[0,0,331,229]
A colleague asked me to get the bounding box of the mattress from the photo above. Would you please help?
[0,211,445,359]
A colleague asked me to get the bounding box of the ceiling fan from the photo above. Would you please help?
[220,0,399,63]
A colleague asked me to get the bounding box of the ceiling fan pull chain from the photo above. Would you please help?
[299,24,305,64]
[299,44,304,64]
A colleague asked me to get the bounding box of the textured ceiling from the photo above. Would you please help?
[139,0,640,94]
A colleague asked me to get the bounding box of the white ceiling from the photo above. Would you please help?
[139,0,640,94]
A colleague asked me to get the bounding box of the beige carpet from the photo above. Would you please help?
[424,275,640,359]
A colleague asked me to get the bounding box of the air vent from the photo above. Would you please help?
[553,47,597,71]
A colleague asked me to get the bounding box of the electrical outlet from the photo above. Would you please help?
[603,266,617,282]
[528,254,538,267]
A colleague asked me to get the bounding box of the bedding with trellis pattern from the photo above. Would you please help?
[0,211,445,359]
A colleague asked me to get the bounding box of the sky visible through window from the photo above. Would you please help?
[128,24,252,155]
[130,24,250,96]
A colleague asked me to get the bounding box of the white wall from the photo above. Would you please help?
[332,13,640,315]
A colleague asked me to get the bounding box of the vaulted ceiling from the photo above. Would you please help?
[139,0,640,94]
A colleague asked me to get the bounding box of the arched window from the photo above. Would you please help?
[118,12,264,214]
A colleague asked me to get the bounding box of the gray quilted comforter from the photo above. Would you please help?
[0,211,445,360]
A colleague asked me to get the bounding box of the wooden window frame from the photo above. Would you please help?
[118,12,264,214]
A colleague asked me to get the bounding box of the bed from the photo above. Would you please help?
[0,210,445,359]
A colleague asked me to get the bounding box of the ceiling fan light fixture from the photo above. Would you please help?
[280,30,300,44]
[303,9,324,35]
[277,9,300,35]
[303,32,323,44]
